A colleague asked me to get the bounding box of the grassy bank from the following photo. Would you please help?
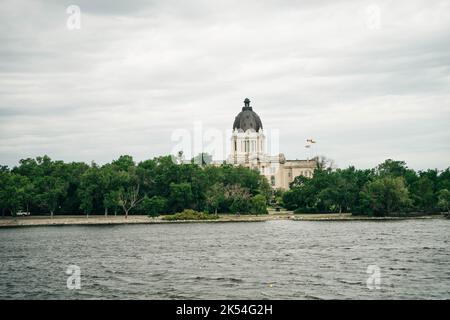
[0,214,277,228]
[0,213,445,228]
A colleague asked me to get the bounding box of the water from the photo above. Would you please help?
[0,219,449,299]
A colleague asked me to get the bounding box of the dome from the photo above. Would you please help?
[232,98,263,132]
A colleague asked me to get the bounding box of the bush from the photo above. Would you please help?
[161,209,219,221]
[294,207,318,214]
[141,196,167,217]
[250,194,268,214]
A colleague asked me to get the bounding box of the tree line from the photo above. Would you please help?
[2,155,450,217]
[282,159,450,216]
[0,155,271,217]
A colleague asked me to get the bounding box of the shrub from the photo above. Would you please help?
[293,207,318,214]
[141,196,167,217]
[161,209,219,221]
[250,194,268,214]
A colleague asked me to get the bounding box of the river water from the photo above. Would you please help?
[0,219,449,299]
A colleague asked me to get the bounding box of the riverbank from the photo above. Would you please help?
[0,213,444,228]
[292,213,443,221]
[0,214,287,228]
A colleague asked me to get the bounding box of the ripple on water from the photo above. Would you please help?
[0,220,449,299]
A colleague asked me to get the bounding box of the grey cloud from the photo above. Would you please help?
[0,0,449,170]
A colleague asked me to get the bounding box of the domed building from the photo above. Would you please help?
[227,98,316,190]
[232,98,263,132]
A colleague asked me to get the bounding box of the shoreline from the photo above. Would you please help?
[0,213,444,228]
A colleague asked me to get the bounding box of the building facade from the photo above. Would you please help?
[227,98,316,189]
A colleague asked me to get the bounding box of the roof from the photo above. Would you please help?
[232,98,263,132]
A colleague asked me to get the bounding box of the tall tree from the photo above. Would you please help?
[169,182,193,213]
[36,176,68,218]
[140,196,167,217]
[116,168,143,218]
[118,184,143,218]
[438,189,450,214]
[205,183,224,215]
[361,177,412,216]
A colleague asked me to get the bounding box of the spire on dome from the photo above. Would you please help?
[243,98,252,111]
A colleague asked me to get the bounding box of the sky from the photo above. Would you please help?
[1,0,449,170]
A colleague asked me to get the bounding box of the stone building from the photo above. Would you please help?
[227,98,316,189]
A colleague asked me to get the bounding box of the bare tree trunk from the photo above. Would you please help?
[50,210,54,218]
[118,184,142,220]
[105,207,108,217]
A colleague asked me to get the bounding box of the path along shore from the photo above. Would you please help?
[0,213,443,228]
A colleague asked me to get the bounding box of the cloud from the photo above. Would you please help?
[0,0,449,170]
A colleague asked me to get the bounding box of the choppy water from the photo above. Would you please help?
[0,219,449,299]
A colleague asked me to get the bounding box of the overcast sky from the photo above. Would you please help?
[1,0,449,170]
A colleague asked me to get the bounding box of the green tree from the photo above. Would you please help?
[100,164,122,216]
[250,194,268,214]
[116,169,143,218]
[103,191,120,216]
[141,196,167,217]
[437,168,450,191]
[410,175,436,213]
[0,168,10,216]
[205,183,224,215]
[78,165,103,216]
[169,182,193,212]
[361,177,411,216]
[0,173,29,216]
[6,154,447,218]
[437,189,450,213]
[112,155,135,171]
[224,184,251,214]
[36,176,68,217]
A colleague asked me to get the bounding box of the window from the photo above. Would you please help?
[271,176,276,186]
